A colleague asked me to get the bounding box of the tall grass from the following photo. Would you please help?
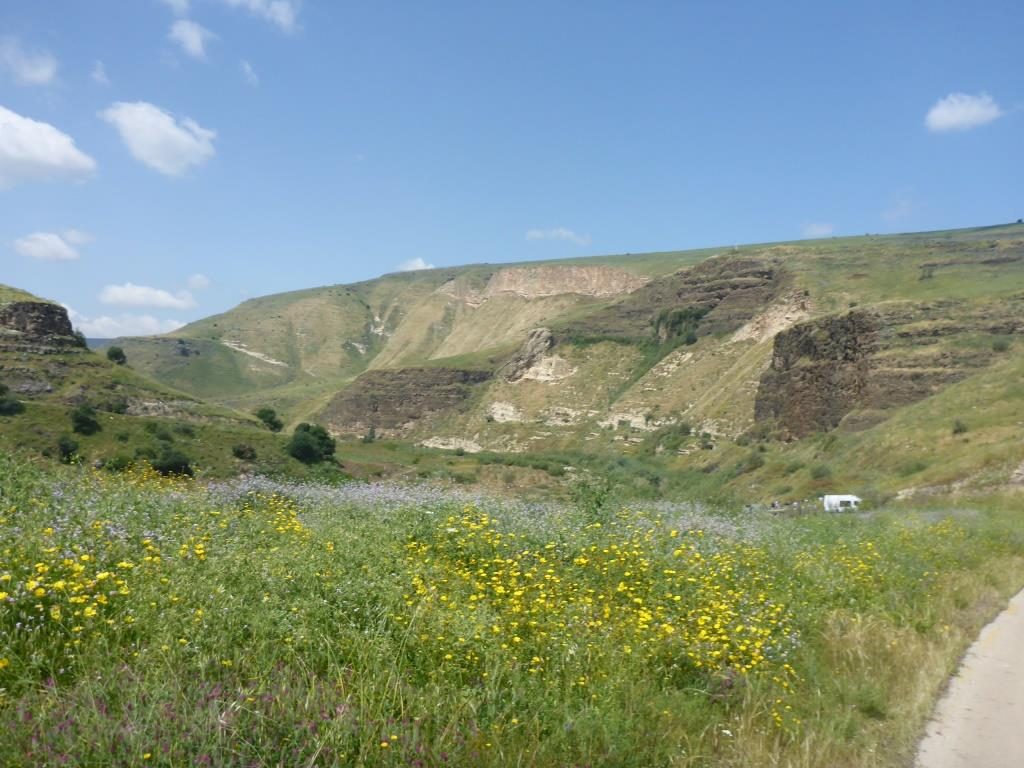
[1,453,1021,766]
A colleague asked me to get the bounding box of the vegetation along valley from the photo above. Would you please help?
[2,2,1021,766]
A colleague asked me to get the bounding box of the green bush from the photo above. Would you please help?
[232,443,257,461]
[0,383,24,416]
[287,423,336,464]
[255,407,284,432]
[57,436,79,463]
[106,346,127,365]
[992,337,1011,353]
[104,455,133,472]
[150,448,194,476]
[810,463,832,480]
[70,404,101,435]
[952,419,968,435]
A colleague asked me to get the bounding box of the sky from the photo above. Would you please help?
[1,1,1021,337]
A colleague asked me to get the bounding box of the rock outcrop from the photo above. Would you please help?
[755,299,1024,437]
[501,328,556,382]
[558,255,785,343]
[320,367,492,435]
[0,302,84,354]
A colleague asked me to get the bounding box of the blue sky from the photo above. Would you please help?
[1,1,1021,336]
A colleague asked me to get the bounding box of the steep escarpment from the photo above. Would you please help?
[320,367,492,436]
[755,297,1024,436]
[558,255,785,343]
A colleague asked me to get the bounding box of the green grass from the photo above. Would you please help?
[1,454,1022,766]
[0,283,52,304]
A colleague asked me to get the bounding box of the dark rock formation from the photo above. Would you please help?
[501,328,555,382]
[557,255,785,343]
[0,302,83,354]
[321,367,492,435]
[755,299,1024,437]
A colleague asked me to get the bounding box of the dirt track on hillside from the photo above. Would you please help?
[915,589,1024,768]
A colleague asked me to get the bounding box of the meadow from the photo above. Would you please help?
[1,452,1022,767]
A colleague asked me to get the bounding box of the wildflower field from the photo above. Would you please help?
[1,453,1022,767]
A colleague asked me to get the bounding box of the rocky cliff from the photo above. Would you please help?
[0,301,83,354]
[320,367,492,436]
[755,298,1024,436]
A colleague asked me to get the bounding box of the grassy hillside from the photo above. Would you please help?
[96,222,1024,499]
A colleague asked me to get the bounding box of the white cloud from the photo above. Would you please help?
[100,282,197,310]
[160,0,190,14]
[240,59,259,85]
[801,222,834,238]
[0,37,58,86]
[218,0,300,32]
[186,273,210,290]
[397,257,435,272]
[64,305,185,338]
[14,232,83,261]
[91,60,110,86]
[99,101,216,176]
[169,19,215,60]
[925,92,1003,133]
[525,227,591,246]
[0,105,97,188]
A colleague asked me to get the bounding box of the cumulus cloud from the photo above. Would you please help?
[801,222,834,238]
[91,61,110,86]
[525,227,591,246]
[13,231,88,261]
[186,273,210,290]
[397,257,435,272]
[0,37,58,86]
[240,59,259,85]
[100,283,197,310]
[0,105,97,188]
[160,0,190,14]
[925,92,1003,133]
[169,19,216,59]
[99,101,216,176]
[64,305,185,338]
[218,0,301,32]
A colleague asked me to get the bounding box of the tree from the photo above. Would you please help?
[151,448,194,476]
[255,407,284,432]
[287,422,336,464]
[70,404,101,435]
[106,346,127,365]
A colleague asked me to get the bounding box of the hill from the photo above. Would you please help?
[97,223,1024,499]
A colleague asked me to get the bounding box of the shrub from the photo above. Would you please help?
[454,447,465,456]
[734,452,765,476]
[361,426,376,444]
[255,407,284,432]
[70,404,101,435]
[102,397,129,414]
[287,423,336,464]
[173,423,196,438]
[151,448,194,476]
[232,443,257,461]
[810,463,832,480]
[104,455,133,472]
[106,346,127,365]
[952,419,968,435]
[57,436,79,463]
[0,383,24,416]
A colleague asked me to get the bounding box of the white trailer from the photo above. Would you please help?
[822,494,861,512]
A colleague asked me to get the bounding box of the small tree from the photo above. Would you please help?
[232,443,257,461]
[70,404,101,435]
[151,448,194,476]
[106,346,127,365]
[287,423,336,464]
[255,407,284,432]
